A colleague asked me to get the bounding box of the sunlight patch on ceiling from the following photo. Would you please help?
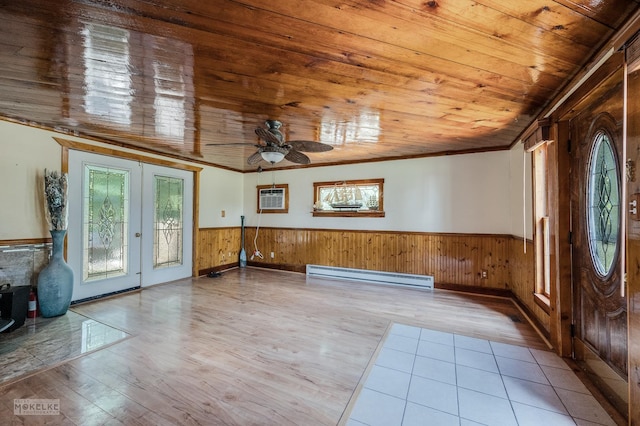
[320,110,380,145]
[82,23,133,126]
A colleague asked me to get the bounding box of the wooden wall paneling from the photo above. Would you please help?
[492,237,507,287]
[468,237,478,284]
[436,235,450,283]
[508,237,551,335]
[417,234,427,276]
[479,236,491,286]
[427,234,438,279]
[499,238,507,286]
[458,237,470,284]
[371,232,383,272]
[235,228,513,290]
[362,232,372,269]
[447,236,458,284]
[197,227,241,275]
[450,236,461,284]
[416,234,426,275]
[401,234,410,273]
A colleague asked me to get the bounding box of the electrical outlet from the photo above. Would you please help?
[221,210,225,217]
[481,270,488,279]
[270,252,274,258]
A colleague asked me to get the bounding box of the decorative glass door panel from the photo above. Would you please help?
[154,175,184,269]
[68,151,142,302]
[587,131,620,277]
[141,164,193,287]
[84,165,130,281]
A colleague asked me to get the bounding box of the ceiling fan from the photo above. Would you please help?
[208,120,333,165]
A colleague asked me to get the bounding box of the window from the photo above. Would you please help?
[530,138,553,314]
[313,179,384,217]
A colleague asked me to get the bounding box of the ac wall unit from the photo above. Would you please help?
[259,187,286,210]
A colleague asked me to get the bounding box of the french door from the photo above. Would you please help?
[68,151,193,301]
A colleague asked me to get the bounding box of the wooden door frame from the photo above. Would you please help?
[524,118,572,358]
[547,120,573,358]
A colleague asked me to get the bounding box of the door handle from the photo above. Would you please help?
[630,195,640,220]
[135,232,141,237]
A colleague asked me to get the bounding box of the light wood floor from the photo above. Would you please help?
[0,267,548,425]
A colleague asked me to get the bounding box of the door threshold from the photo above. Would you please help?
[70,286,141,306]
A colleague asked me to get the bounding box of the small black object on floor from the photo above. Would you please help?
[207,271,222,278]
[0,284,29,332]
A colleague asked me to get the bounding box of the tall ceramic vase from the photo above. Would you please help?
[37,230,73,317]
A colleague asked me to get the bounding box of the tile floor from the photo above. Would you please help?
[346,323,616,426]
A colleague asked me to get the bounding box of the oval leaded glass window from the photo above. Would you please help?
[587,131,620,277]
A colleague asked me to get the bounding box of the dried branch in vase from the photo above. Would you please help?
[43,169,68,230]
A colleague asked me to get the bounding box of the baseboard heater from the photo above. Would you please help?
[306,265,434,290]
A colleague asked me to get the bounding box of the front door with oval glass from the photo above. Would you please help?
[570,110,627,404]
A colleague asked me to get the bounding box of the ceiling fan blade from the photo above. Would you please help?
[285,149,310,165]
[289,140,334,152]
[247,151,263,165]
[206,143,260,147]
[255,127,282,145]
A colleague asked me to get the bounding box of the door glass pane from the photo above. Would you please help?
[587,131,620,276]
[84,165,129,282]
[154,175,184,269]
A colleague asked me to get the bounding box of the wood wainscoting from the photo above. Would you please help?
[247,227,511,289]
[200,227,510,287]
[508,237,550,336]
[197,227,242,275]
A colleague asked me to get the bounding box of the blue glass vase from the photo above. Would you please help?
[37,230,73,317]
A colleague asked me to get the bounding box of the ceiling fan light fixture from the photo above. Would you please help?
[260,150,286,163]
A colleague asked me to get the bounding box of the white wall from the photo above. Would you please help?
[0,121,65,239]
[0,120,244,239]
[242,150,514,234]
[199,166,244,228]
[0,119,533,239]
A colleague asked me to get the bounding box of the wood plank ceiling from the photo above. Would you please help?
[0,0,638,172]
